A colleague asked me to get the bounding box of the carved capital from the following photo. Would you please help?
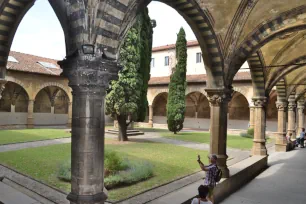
[205,88,233,107]
[59,51,121,93]
[288,101,297,111]
[276,102,287,111]
[252,97,267,108]
[297,100,305,111]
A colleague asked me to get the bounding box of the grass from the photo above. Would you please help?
[0,129,71,145]
[162,132,272,150]
[0,141,207,201]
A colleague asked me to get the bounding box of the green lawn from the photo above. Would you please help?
[162,132,271,150]
[0,141,207,201]
[0,129,71,145]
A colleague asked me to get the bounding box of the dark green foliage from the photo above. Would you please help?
[166,28,187,134]
[137,8,153,122]
[240,128,254,138]
[105,16,143,140]
[57,150,153,190]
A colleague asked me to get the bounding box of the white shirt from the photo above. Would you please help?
[191,198,213,204]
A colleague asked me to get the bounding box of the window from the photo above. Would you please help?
[196,53,202,63]
[151,58,155,68]
[164,56,169,66]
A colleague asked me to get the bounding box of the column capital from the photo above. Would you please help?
[276,101,287,111]
[252,96,268,108]
[297,100,305,110]
[59,52,121,92]
[205,88,233,106]
[288,101,297,111]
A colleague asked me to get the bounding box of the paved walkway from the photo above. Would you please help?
[221,148,306,204]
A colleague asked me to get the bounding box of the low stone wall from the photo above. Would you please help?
[181,156,268,204]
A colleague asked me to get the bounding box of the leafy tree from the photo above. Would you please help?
[105,21,142,141]
[166,28,187,134]
[137,8,154,122]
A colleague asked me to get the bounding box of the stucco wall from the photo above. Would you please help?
[0,112,27,125]
[33,113,68,126]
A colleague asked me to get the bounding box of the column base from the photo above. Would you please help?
[148,122,153,128]
[252,139,267,156]
[216,155,229,178]
[275,132,287,152]
[27,118,34,129]
[67,191,107,204]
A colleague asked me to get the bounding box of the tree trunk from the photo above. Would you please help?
[118,115,128,141]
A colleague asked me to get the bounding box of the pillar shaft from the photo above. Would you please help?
[249,105,255,129]
[51,106,55,114]
[67,102,72,128]
[205,88,233,178]
[297,100,305,136]
[11,104,15,113]
[27,100,34,129]
[60,53,120,204]
[148,105,153,127]
[275,102,287,152]
[252,97,267,156]
[288,99,297,139]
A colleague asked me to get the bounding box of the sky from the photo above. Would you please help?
[11,0,196,60]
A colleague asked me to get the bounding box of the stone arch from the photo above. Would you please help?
[185,91,210,119]
[34,82,71,102]
[232,87,251,105]
[103,0,225,87]
[0,81,29,112]
[5,77,31,100]
[148,89,169,106]
[267,90,278,121]
[228,91,250,120]
[227,5,306,85]
[152,92,168,117]
[276,78,287,101]
[0,0,68,78]
[34,86,69,114]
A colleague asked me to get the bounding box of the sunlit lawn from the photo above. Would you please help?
[0,129,71,145]
[0,140,208,201]
[162,132,272,150]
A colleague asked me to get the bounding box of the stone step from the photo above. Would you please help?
[0,178,41,204]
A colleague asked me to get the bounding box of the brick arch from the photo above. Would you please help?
[34,82,71,102]
[227,5,306,85]
[5,77,30,99]
[228,91,250,120]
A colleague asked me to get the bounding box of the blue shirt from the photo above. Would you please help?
[300,132,305,139]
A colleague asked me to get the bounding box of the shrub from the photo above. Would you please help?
[105,161,154,189]
[57,160,71,182]
[247,128,254,137]
[105,150,128,174]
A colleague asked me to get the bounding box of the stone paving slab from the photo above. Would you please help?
[0,182,40,204]
[221,148,306,204]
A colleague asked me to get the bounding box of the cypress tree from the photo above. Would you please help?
[105,19,142,141]
[166,28,187,134]
[137,8,153,122]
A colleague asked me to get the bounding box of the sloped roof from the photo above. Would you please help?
[7,51,62,76]
[149,72,251,85]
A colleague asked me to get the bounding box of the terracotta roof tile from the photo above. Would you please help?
[149,72,251,85]
[7,51,62,76]
[152,40,199,52]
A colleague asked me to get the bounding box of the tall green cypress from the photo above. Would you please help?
[166,28,187,134]
[105,18,142,141]
[137,8,153,122]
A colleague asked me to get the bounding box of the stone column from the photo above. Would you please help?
[11,104,15,113]
[275,101,287,152]
[287,98,297,139]
[205,88,233,178]
[249,105,255,129]
[27,100,34,129]
[67,102,72,128]
[251,97,268,156]
[297,100,305,136]
[60,52,120,204]
[148,105,153,128]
